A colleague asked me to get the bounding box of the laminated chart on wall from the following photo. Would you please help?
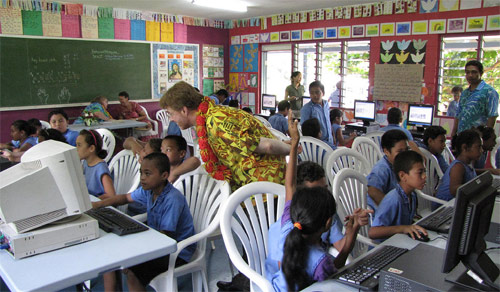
[244,44,258,72]
[230,45,243,72]
[153,43,199,98]
[373,64,423,102]
[203,44,224,78]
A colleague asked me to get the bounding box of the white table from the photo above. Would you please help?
[68,119,147,132]
[0,222,177,291]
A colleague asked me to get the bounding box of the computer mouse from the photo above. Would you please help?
[409,231,429,242]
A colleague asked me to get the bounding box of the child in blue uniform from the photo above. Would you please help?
[435,129,481,207]
[48,109,79,146]
[92,152,195,291]
[330,109,356,147]
[367,130,409,210]
[0,120,37,152]
[76,130,116,199]
[269,100,290,135]
[421,126,449,173]
[369,150,428,241]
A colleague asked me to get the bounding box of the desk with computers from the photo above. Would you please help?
[305,171,499,292]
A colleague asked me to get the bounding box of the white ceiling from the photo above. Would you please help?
[61,0,376,20]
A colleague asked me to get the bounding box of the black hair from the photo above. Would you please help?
[215,89,229,98]
[27,118,42,129]
[278,100,291,112]
[163,135,187,151]
[11,120,36,136]
[393,150,423,182]
[143,152,170,174]
[465,60,484,74]
[309,80,325,95]
[147,138,163,153]
[451,129,481,156]
[38,128,68,144]
[330,108,343,123]
[476,125,495,142]
[451,86,463,93]
[297,161,325,186]
[282,186,336,290]
[228,99,239,108]
[79,129,108,159]
[381,129,408,152]
[48,109,69,122]
[242,107,253,114]
[301,118,321,138]
[290,71,301,81]
[387,107,402,124]
[423,126,447,147]
[193,87,200,93]
[118,91,130,99]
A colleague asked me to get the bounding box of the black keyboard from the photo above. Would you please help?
[86,207,148,236]
[331,245,408,290]
[417,206,453,233]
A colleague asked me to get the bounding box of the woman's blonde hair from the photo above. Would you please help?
[159,81,203,111]
[91,95,107,105]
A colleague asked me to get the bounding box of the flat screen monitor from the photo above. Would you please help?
[354,100,375,126]
[442,171,499,290]
[302,96,311,105]
[262,94,276,111]
[407,104,434,127]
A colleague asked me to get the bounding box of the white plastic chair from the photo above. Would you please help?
[134,105,159,138]
[325,148,370,191]
[352,137,383,172]
[298,136,334,169]
[332,168,378,258]
[108,149,140,214]
[156,109,170,138]
[490,137,500,168]
[149,169,230,292]
[442,144,455,165]
[268,128,290,141]
[254,115,272,128]
[181,127,198,158]
[416,147,448,217]
[95,128,116,163]
[365,131,384,149]
[220,182,286,292]
[40,120,50,129]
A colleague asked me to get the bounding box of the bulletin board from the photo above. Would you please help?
[373,64,423,102]
[202,44,224,96]
[153,43,199,98]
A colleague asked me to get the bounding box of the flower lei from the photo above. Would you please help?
[196,97,232,181]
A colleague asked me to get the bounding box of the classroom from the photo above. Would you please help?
[1,0,500,291]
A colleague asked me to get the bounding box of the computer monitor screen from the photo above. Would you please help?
[407,104,434,127]
[354,100,376,123]
[262,94,276,111]
[442,171,499,290]
[302,96,311,105]
[0,140,91,233]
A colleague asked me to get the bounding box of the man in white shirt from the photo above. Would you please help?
[328,81,341,108]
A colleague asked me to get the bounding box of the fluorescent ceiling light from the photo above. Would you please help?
[189,0,248,13]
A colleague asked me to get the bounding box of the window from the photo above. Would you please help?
[261,44,291,102]
[321,42,342,100]
[437,35,500,116]
[295,43,317,90]
[344,41,370,108]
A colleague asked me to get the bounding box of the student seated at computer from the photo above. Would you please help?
[269,100,290,135]
[124,137,162,163]
[301,118,322,139]
[367,130,409,210]
[435,130,481,208]
[160,135,201,183]
[473,126,500,175]
[380,108,420,152]
[76,130,116,200]
[330,109,356,147]
[92,152,195,292]
[0,120,37,152]
[48,109,79,146]
[368,150,428,242]
[420,126,449,173]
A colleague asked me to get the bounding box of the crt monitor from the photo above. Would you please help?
[262,94,276,111]
[442,171,499,290]
[407,104,434,128]
[0,140,91,233]
[354,100,376,126]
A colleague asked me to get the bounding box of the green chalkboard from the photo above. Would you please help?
[0,36,152,108]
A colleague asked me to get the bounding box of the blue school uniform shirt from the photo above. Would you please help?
[63,129,79,146]
[367,156,399,210]
[371,184,417,242]
[473,151,487,169]
[83,160,113,197]
[447,100,458,117]
[456,80,499,133]
[11,136,37,149]
[419,144,449,173]
[167,121,182,136]
[209,95,220,105]
[131,182,196,262]
[269,201,336,291]
[380,124,413,141]
[268,113,288,134]
[265,201,343,282]
[300,100,335,148]
[435,159,477,205]
[331,123,342,147]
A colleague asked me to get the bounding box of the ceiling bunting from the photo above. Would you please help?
[407,0,418,13]
[334,7,343,19]
[260,17,267,29]
[317,9,324,21]
[300,11,307,22]
[383,1,393,15]
[374,2,383,16]
[292,12,300,23]
[309,10,316,21]
[83,5,98,17]
[271,15,277,26]
[353,5,362,18]
[285,13,291,24]
[98,7,112,18]
[363,4,372,17]
[343,6,351,19]
[127,10,142,20]
[113,8,127,19]
[64,3,82,15]
[277,14,284,25]
[325,8,333,20]
[395,0,405,14]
